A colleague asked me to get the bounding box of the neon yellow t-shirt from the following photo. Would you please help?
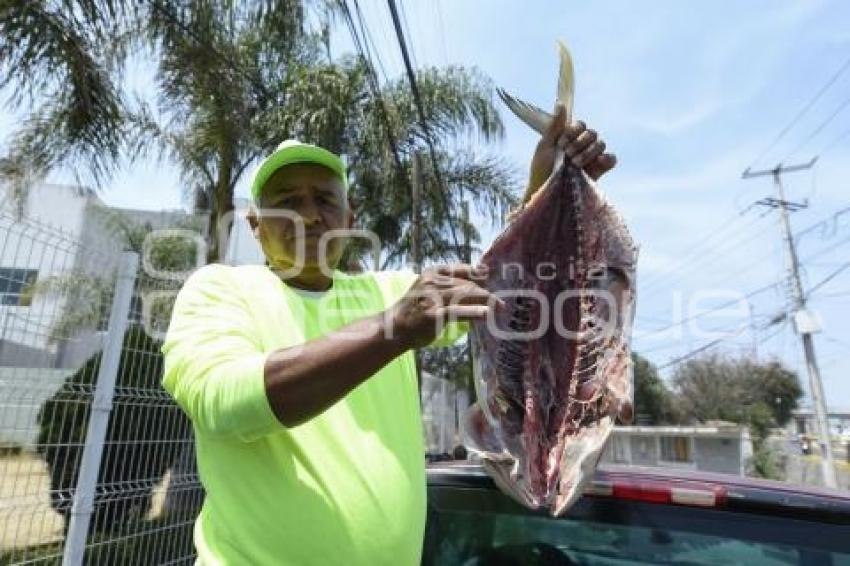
[161,264,465,565]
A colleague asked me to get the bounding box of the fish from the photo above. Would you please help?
[463,41,638,516]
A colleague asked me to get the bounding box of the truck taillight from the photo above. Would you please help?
[585,478,726,508]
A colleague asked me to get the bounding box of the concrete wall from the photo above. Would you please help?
[694,437,742,475]
[601,427,750,476]
[0,338,56,368]
[629,436,659,467]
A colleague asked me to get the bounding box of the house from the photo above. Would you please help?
[0,183,200,447]
[788,407,850,438]
[600,421,753,476]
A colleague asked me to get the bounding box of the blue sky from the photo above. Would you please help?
[337,0,850,409]
[3,1,849,407]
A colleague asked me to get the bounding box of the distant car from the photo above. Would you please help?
[424,463,850,565]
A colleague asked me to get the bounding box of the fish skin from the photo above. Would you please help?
[464,41,638,515]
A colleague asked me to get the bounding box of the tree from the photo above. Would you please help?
[420,342,473,394]
[136,30,517,265]
[743,360,802,427]
[671,353,803,479]
[36,325,191,534]
[0,1,136,213]
[671,354,802,428]
[2,2,517,265]
[631,353,680,425]
[29,211,204,528]
[338,65,517,266]
[6,0,520,524]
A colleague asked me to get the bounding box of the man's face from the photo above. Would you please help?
[250,163,352,274]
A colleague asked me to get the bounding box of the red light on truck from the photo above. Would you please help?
[585,478,727,508]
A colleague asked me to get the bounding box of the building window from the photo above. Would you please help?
[659,436,692,463]
[0,268,38,306]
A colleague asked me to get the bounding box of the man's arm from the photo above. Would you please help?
[162,264,498,439]
[263,313,403,427]
[264,264,498,427]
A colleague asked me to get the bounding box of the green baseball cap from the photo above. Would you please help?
[250,139,348,201]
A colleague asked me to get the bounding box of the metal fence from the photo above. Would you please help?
[0,205,469,564]
[0,210,201,565]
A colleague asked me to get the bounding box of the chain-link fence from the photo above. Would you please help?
[1,210,201,565]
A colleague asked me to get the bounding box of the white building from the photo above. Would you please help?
[789,407,850,438]
[0,183,198,370]
[600,422,753,476]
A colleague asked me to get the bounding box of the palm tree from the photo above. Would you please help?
[0,1,132,212]
[136,5,518,265]
[337,64,518,267]
[2,1,517,265]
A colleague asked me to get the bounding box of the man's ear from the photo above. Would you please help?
[246,204,261,239]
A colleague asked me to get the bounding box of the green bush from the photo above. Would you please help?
[35,325,191,534]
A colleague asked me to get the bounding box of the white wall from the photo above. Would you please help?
[226,199,265,265]
[0,184,97,353]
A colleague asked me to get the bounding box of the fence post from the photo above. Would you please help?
[62,252,139,566]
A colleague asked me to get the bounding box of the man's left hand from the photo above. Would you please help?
[525,103,617,202]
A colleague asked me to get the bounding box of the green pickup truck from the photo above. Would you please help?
[424,463,850,565]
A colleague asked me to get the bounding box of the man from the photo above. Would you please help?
[161,104,614,565]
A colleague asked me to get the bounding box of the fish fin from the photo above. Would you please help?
[496,87,552,135]
[556,40,575,123]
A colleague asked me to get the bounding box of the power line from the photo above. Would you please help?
[817,125,850,158]
[397,0,418,70]
[351,0,389,85]
[824,336,850,353]
[433,0,450,65]
[638,280,781,339]
[338,0,405,175]
[386,0,462,254]
[794,204,850,245]
[657,337,727,370]
[638,209,769,291]
[800,233,850,264]
[339,0,451,263]
[639,204,850,327]
[639,214,777,297]
[746,53,850,169]
[784,94,850,161]
[806,260,850,298]
[656,318,786,371]
[812,289,850,299]
[639,328,739,354]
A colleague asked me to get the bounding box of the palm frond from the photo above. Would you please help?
[0,1,128,203]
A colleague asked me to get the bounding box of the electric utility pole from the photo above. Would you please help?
[742,157,837,488]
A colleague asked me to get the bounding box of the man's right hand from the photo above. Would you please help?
[389,264,502,349]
